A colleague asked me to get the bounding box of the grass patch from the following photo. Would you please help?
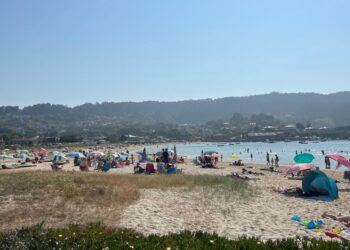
[0,223,348,250]
[0,171,253,231]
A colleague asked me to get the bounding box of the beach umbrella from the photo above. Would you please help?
[88,151,104,158]
[66,152,85,158]
[204,153,221,158]
[39,150,48,156]
[283,164,315,176]
[294,153,315,164]
[209,153,220,158]
[229,154,240,159]
[327,154,350,169]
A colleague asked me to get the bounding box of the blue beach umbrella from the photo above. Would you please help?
[294,153,315,164]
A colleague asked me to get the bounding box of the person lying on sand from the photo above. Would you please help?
[322,213,350,227]
[231,160,244,166]
[227,172,260,181]
[273,186,303,195]
[242,168,264,175]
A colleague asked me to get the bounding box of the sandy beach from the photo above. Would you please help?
[1,152,349,241]
[118,162,349,241]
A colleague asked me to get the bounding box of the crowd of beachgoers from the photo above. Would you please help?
[1,144,350,241]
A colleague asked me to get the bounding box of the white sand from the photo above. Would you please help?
[1,157,349,240]
[118,162,350,240]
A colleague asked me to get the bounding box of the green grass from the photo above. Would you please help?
[0,223,347,250]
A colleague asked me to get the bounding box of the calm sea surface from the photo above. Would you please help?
[144,141,350,169]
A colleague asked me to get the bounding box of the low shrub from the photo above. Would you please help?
[0,223,348,250]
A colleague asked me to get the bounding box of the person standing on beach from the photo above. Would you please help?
[164,149,169,164]
[325,156,330,169]
[250,153,253,161]
[161,149,165,162]
[131,154,134,164]
[220,154,223,162]
[266,153,270,165]
[275,155,279,167]
[327,157,330,168]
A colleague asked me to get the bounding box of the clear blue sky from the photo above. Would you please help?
[0,0,349,107]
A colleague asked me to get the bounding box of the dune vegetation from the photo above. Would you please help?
[0,171,253,231]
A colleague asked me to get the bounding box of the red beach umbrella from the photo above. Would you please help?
[327,154,350,169]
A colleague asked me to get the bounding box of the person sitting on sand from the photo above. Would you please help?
[232,160,244,166]
[179,156,184,164]
[97,159,104,171]
[134,162,145,174]
[202,156,215,168]
[79,158,89,171]
[156,160,165,173]
[74,156,79,166]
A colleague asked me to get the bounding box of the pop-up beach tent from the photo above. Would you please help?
[302,170,338,201]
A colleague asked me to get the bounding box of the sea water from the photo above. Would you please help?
[145,140,350,169]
